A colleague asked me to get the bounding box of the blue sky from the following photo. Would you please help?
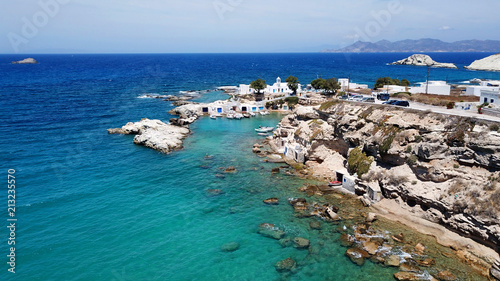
[2,0,500,53]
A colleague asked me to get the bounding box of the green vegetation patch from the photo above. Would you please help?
[348,147,373,177]
[319,100,340,111]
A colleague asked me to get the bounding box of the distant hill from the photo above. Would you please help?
[323,39,500,53]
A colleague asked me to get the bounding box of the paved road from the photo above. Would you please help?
[347,95,500,123]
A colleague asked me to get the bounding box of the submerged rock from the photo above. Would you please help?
[394,271,430,281]
[293,237,310,249]
[221,242,240,252]
[263,198,279,205]
[206,189,224,196]
[435,270,457,281]
[275,258,296,272]
[258,223,285,240]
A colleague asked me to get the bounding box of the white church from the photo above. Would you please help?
[238,77,302,96]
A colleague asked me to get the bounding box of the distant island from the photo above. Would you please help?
[323,38,500,53]
[11,58,38,64]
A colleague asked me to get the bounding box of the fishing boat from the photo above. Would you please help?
[257,132,268,136]
[255,126,274,133]
[226,113,235,119]
[249,112,256,117]
[234,113,244,119]
[260,111,270,115]
[328,181,342,187]
[209,114,217,119]
[243,113,250,118]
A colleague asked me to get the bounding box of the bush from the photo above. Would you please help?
[284,97,299,108]
[489,123,499,132]
[387,173,408,186]
[446,102,455,109]
[406,155,418,166]
[348,147,373,177]
[319,100,340,111]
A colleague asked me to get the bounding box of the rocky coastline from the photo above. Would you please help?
[265,102,500,279]
[390,54,457,69]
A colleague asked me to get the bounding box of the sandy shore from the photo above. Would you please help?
[371,198,499,263]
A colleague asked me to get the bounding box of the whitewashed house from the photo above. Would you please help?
[408,81,451,95]
[239,77,302,96]
[480,89,500,104]
[466,80,500,96]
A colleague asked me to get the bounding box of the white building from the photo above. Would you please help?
[408,81,451,96]
[338,78,369,91]
[239,77,302,96]
[465,80,500,97]
[480,89,500,104]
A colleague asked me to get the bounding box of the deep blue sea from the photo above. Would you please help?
[1,53,499,281]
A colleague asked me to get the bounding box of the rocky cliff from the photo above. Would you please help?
[466,53,500,72]
[271,102,500,255]
[390,54,457,69]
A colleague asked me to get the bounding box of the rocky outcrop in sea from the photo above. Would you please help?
[108,118,190,153]
[390,54,457,68]
[465,53,500,72]
[11,58,38,64]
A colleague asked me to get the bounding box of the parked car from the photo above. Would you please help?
[377,93,390,101]
[340,95,348,100]
[352,95,364,102]
[362,97,375,103]
[394,100,410,107]
[382,100,398,105]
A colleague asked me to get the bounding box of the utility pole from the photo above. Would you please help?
[426,66,430,95]
[347,73,351,96]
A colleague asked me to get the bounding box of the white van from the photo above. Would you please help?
[362,97,375,103]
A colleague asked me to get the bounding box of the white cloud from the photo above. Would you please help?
[439,26,452,30]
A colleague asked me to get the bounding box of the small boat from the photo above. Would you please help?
[328,181,342,187]
[249,112,256,117]
[226,113,235,119]
[234,113,244,119]
[257,133,268,136]
[210,114,217,119]
[255,126,274,133]
[260,111,270,115]
[243,113,250,118]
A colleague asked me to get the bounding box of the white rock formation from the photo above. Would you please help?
[465,53,500,72]
[390,54,457,69]
[108,119,190,153]
[11,58,38,64]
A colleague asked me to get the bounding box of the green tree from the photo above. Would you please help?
[323,78,341,95]
[250,78,267,94]
[285,76,299,95]
[374,77,411,89]
[311,78,325,91]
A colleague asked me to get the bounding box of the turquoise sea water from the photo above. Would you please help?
[1,53,499,280]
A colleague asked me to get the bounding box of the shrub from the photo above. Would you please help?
[453,164,459,169]
[414,135,423,143]
[406,146,412,153]
[446,102,455,109]
[387,173,408,186]
[489,123,499,132]
[284,97,299,107]
[348,147,373,177]
[406,155,418,166]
